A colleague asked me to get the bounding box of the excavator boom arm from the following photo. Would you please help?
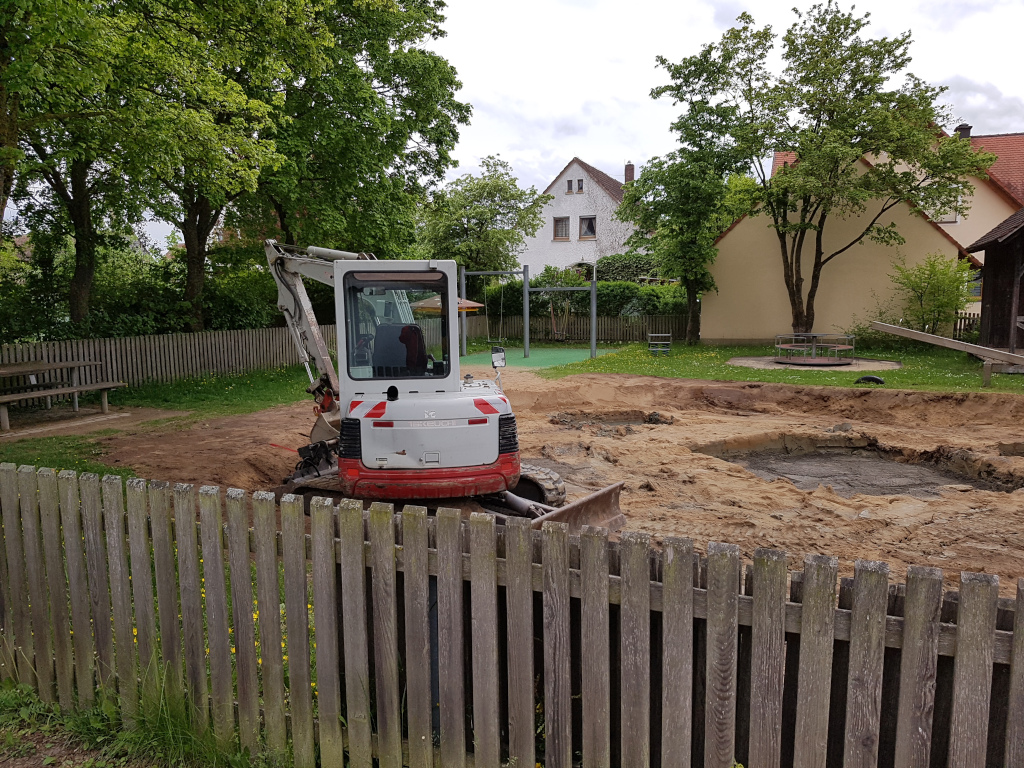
[264,239,374,393]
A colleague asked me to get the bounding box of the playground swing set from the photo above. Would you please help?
[459,265,598,360]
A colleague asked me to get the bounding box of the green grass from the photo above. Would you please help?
[109,365,312,417]
[0,436,134,481]
[538,341,1024,394]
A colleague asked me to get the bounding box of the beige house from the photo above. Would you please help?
[701,128,1024,343]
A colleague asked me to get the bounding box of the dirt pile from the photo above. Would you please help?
[98,367,1024,593]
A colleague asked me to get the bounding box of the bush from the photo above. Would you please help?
[595,253,660,282]
[889,253,974,335]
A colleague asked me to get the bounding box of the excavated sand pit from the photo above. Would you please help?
[94,367,1024,594]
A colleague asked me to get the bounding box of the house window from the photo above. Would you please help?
[566,180,573,194]
[577,179,584,193]
[579,216,596,239]
[553,217,569,240]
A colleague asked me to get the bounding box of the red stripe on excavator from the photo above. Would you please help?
[365,402,387,418]
[473,397,500,414]
[349,400,363,414]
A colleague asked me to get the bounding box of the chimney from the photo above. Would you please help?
[955,123,973,139]
[625,161,635,183]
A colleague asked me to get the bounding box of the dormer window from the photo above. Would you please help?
[566,180,573,194]
[577,179,584,193]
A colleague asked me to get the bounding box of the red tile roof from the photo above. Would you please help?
[543,157,624,204]
[971,133,1024,204]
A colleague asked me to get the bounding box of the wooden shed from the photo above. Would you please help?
[967,207,1024,350]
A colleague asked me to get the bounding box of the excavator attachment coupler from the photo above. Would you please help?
[530,482,626,533]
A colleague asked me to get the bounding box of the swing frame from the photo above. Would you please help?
[459,265,598,360]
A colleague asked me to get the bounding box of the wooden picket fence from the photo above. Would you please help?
[1,463,1023,767]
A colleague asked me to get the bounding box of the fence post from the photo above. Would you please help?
[582,525,612,768]
[749,548,788,768]
[705,542,740,768]
[282,493,315,768]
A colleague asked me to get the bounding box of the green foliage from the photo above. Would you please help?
[233,0,471,258]
[889,254,974,335]
[482,267,688,319]
[418,156,551,298]
[595,252,660,282]
[653,2,996,332]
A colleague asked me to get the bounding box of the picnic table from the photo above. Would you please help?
[0,360,126,432]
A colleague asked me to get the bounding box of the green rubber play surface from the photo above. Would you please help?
[459,347,615,368]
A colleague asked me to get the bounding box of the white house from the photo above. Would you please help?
[518,158,636,276]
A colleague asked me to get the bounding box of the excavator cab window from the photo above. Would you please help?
[344,271,450,380]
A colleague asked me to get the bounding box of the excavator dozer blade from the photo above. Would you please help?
[530,482,626,533]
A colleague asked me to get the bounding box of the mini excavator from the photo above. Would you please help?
[266,240,624,531]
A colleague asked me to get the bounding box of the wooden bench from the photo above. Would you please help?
[0,381,126,432]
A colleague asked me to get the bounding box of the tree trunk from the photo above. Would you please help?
[685,282,700,344]
[179,191,223,332]
[271,197,295,245]
[67,158,97,324]
[0,82,17,230]
[777,231,811,333]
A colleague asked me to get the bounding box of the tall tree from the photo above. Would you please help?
[1,0,109,229]
[618,154,753,343]
[417,156,550,298]
[654,2,995,333]
[231,0,471,258]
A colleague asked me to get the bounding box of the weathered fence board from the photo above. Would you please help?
[199,487,234,752]
[174,483,208,732]
[2,468,1023,768]
[581,525,612,768]
[80,474,115,691]
[504,517,536,768]
[282,494,315,768]
[102,475,137,719]
[252,490,286,753]
[401,505,433,768]
[339,498,372,768]
[226,488,260,755]
[621,531,652,767]
[369,503,402,768]
[38,469,74,709]
[19,466,50,698]
[543,521,572,768]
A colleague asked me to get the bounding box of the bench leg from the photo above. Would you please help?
[101,390,109,414]
[0,405,8,432]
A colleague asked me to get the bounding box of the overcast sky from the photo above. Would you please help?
[431,0,1024,192]
[9,0,1024,244]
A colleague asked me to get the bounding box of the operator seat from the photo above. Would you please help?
[372,323,430,377]
[372,324,408,377]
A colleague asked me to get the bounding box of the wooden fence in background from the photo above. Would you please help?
[0,326,337,388]
[1,314,686,393]
[1,464,1022,767]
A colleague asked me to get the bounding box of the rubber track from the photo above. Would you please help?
[518,463,567,507]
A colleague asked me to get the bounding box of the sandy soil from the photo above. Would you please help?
[97,366,1024,594]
